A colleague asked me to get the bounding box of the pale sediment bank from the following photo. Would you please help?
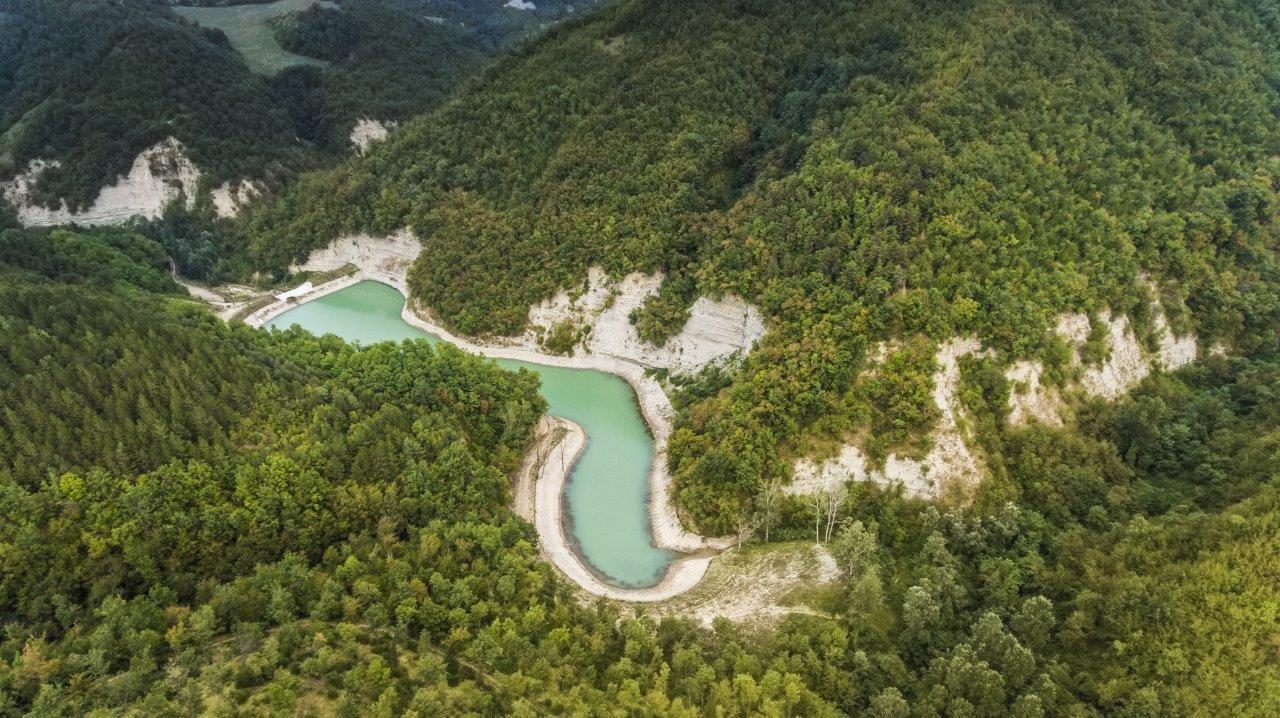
[240,264,732,601]
[3,137,200,227]
[518,416,723,601]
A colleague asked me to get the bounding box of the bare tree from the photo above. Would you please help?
[823,485,847,543]
[809,489,826,543]
[734,511,759,550]
[756,474,783,543]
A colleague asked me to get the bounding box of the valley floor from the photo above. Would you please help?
[179,243,739,603]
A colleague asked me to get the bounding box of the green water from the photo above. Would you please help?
[265,281,677,587]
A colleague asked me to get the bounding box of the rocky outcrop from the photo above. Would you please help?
[1152,304,1198,370]
[793,287,1206,498]
[2,138,200,226]
[789,338,989,498]
[291,229,419,282]
[1076,311,1151,400]
[350,119,391,154]
[1009,301,1200,418]
[515,266,766,375]
[1005,360,1064,427]
[210,179,262,219]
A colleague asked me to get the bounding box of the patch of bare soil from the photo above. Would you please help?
[648,542,841,627]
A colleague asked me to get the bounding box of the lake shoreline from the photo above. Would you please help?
[232,263,732,601]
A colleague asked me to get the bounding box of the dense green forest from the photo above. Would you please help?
[0,0,598,211]
[3,0,1279,714]
[252,0,1280,531]
[0,0,298,208]
[2,227,1278,714]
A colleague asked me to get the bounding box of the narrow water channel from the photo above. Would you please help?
[265,280,676,588]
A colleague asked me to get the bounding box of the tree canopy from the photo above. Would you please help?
[0,0,599,210]
[250,0,1280,529]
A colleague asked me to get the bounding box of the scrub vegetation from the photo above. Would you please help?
[2,224,1279,714]
[250,0,1280,531]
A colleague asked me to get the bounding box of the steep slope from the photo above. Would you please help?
[0,234,847,716]
[0,0,604,223]
[4,221,1280,712]
[252,0,1280,530]
[0,0,298,211]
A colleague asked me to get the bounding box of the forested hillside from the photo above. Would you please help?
[4,0,1280,714]
[253,0,1280,529]
[2,226,1278,713]
[0,0,298,209]
[0,0,601,212]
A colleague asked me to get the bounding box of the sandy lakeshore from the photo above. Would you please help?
[515,416,725,601]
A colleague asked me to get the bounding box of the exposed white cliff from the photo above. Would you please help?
[1077,311,1150,400]
[291,229,420,282]
[787,445,876,497]
[210,179,262,219]
[1005,360,1063,427]
[1057,303,1198,401]
[1055,312,1091,345]
[789,338,989,499]
[1006,298,1199,424]
[515,266,765,375]
[1,138,200,227]
[1152,305,1198,371]
[350,119,391,154]
[794,287,1206,496]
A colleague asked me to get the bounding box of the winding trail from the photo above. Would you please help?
[229,262,733,601]
[169,259,243,319]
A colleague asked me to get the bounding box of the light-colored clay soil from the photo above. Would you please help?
[3,138,199,226]
[649,542,841,627]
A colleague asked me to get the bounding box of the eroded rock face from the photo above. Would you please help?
[350,119,391,154]
[1005,360,1063,427]
[519,267,766,375]
[1040,304,1198,406]
[1153,306,1198,371]
[793,287,1207,498]
[789,338,989,498]
[291,229,420,285]
[1005,301,1200,424]
[2,138,200,226]
[211,179,262,219]
[1078,311,1151,400]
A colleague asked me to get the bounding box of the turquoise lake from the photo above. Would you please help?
[265,280,676,587]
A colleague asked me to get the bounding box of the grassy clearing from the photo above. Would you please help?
[646,542,842,627]
[173,0,334,75]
